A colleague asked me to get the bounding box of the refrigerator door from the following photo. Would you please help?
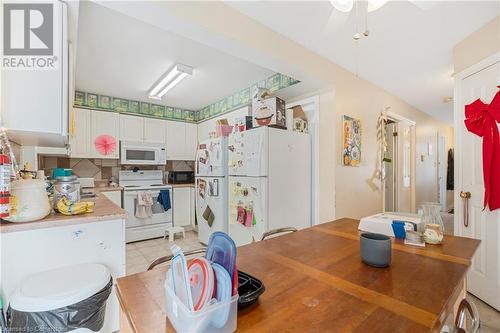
[196,176,227,245]
[195,138,227,177]
[228,176,268,246]
[228,127,268,177]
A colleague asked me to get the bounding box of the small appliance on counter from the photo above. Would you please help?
[167,171,194,184]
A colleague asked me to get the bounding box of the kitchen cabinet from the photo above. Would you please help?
[144,118,166,144]
[101,191,122,208]
[165,121,197,160]
[173,187,194,227]
[91,111,120,159]
[119,115,166,144]
[69,108,92,158]
[1,1,68,147]
[120,115,143,142]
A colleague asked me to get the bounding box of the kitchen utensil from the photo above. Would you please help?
[237,270,265,309]
[360,232,392,267]
[4,179,51,222]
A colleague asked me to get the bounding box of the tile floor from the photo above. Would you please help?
[126,230,203,275]
[467,293,500,332]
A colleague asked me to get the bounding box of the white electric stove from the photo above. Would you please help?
[119,170,173,242]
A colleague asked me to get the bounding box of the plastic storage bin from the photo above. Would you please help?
[165,283,238,333]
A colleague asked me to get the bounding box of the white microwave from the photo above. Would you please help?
[120,141,167,165]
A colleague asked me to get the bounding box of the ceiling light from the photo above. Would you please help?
[367,0,389,12]
[148,64,193,100]
[330,0,354,13]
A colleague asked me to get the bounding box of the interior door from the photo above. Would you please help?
[456,61,500,310]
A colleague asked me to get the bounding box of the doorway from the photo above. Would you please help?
[382,113,416,213]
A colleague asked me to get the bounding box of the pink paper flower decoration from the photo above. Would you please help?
[94,135,117,155]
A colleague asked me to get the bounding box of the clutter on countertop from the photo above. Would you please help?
[3,178,51,223]
[165,232,241,333]
[56,196,95,216]
[53,175,81,207]
[358,212,424,237]
[421,203,445,244]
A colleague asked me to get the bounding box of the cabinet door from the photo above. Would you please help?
[120,115,143,142]
[143,118,166,144]
[69,108,91,158]
[165,121,186,160]
[185,123,198,160]
[91,111,120,159]
[190,187,195,228]
[173,187,191,227]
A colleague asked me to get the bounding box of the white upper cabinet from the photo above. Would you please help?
[165,121,186,160]
[144,118,166,144]
[120,115,143,142]
[185,123,198,160]
[1,1,68,147]
[69,108,92,158]
[91,111,120,159]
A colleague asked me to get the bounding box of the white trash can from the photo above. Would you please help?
[7,263,112,333]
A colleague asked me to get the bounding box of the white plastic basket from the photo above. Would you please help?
[165,283,238,333]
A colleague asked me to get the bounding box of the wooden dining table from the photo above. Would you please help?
[116,218,480,333]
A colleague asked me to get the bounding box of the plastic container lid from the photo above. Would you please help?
[10,263,111,312]
[211,263,232,328]
[188,258,214,311]
[205,232,237,287]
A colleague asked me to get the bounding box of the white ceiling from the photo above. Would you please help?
[226,1,500,123]
[75,1,274,110]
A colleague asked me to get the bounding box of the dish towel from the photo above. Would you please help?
[136,191,153,218]
[157,189,172,211]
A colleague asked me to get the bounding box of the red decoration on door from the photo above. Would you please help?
[464,86,500,211]
[94,135,117,156]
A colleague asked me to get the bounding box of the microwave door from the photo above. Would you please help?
[122,148,158,165]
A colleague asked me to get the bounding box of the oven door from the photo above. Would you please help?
[121,145,164,165]
[123,190,173,228]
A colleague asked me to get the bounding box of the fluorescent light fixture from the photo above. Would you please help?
[148,64,193,100]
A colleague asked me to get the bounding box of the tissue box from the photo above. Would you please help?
[358,213,423,237]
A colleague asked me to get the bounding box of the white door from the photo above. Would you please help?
[144,118,166,144]
[228,128,268,177]
[69,108,91,158]
[173,187,192,227]
[166,121,186,160]
[120,115,144,142]
[196,177,227,245]
[455,60,500,310]
[228,176,268,246]
[91,111,120,159]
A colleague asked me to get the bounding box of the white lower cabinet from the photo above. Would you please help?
[101,191,122,208]
[173,187,194,227]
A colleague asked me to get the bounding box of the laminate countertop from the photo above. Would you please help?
[116,218,480,333]
[0,192,127,233]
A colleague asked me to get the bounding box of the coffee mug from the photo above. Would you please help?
[360,233,392,267]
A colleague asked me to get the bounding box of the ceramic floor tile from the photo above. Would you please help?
[126,243,137,250]
[134,239,159,249]
[126,249,142,259]
[466,293,500,331]
[126,263,148,275]
[127,255,148,266]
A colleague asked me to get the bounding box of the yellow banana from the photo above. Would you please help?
[57,196,95,215]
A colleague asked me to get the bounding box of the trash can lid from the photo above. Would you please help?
[10,263,111,312]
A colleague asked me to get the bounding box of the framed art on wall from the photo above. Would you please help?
[342,115,362,167]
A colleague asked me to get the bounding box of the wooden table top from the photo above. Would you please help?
[116,218,480,333]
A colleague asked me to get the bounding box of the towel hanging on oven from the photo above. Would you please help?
[136,191,153,218]
[157,189,171,211]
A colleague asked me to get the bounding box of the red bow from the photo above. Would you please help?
[464,86,500,211]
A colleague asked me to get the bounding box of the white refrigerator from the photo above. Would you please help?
[228,127,311,246]
[195,137,229,244]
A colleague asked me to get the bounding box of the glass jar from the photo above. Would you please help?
[421,203,444,244]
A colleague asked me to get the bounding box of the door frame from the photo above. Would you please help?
[453,52,500,233]
[381,111,416,213]
[286,95,321,226]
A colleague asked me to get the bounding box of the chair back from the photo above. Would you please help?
[261,227,298,241]
[147,248,206,271]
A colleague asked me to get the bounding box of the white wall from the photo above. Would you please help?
[197,106,250,142]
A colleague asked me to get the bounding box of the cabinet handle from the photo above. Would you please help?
[460,191,471,227]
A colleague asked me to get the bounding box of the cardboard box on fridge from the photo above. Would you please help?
[252,97,286,129]
[286,105,308,133]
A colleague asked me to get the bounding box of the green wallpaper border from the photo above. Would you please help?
[73,73,299,124]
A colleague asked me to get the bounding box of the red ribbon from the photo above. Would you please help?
[464,86,500,211]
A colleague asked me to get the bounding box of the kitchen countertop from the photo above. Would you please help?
[167,183,195,188]
[85,186,124,192]
[116,218,480,333]
[0,192,127,233]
